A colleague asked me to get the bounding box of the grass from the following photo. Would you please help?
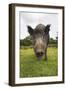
[20,47,58,78]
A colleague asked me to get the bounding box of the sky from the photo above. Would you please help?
[19,11,58,40]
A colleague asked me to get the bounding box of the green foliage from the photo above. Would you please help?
[20,39,32,46]
[20,47,58,77]
[49,38,57,44]
[20,36,57,47]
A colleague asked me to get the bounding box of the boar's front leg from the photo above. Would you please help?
[45,49,48,63]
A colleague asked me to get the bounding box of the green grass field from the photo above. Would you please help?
[20,47,58,78]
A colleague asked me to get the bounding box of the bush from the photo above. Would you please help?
[20,39,32,46]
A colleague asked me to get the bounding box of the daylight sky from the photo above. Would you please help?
[19,12,58,40]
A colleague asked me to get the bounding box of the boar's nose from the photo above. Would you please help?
[36,51,44,57]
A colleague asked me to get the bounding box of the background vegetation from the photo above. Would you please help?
[20,36,58,48]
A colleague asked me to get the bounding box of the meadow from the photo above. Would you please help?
[20,47,58,77]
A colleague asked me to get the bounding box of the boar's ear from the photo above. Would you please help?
[45,24,51,34]
[27,26,34,35]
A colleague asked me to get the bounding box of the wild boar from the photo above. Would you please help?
[28,24,50,62]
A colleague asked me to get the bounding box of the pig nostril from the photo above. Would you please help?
[41,52,43,55]
[37,52,40,56]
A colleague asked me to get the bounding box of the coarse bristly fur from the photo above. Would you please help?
[28,24,51,62]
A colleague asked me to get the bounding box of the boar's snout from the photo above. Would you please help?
[36,51,44,57]
[34,38,45,59]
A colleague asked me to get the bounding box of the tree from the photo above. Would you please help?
[20,36,32,46]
